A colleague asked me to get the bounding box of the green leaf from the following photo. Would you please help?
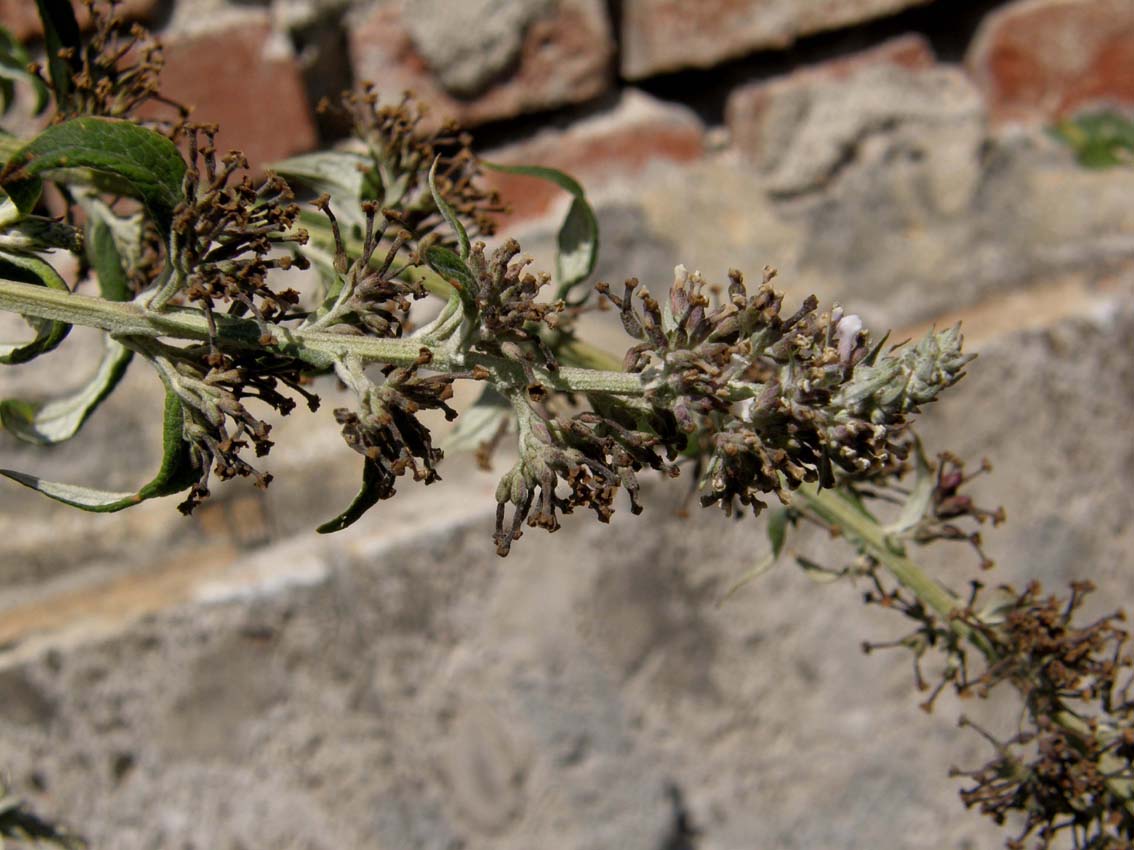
[428,155,470,260]
[84,201,137,302]
[33,0,81,108]
[0,26,49,116]
[0,337,132,444]
[0,387,197,511]
[441,385,511,453]
[0,250,71,364]
[316,458,385,533]
[887,436,934,535]
[1,118,186,227]
[483,161,599,299]
[719,506,790,602]
[273,150,378,230]
[425,244,477,314]
[1051,111,1134,169]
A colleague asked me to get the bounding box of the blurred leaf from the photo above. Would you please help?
[483,161,598,300]
[720,506,789,601]
[441,385,511,453]
[887,436,934,535]
[556,196,599,295]
[273,150,378,230]
[0,336,132,444]
[1051,111,1134,169]
[0,249,71,364]
[33,0,81,109]
[0,388,198,511]
[0,26,48,116]
[797,554,847,584]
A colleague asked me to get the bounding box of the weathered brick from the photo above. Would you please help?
[967,0,1134,126]
[483,89,704,226]
[151,14,318,168]
[619,0,933,79]
[726,34,937,163]
[0,0,158,43]
[347,0,614,129]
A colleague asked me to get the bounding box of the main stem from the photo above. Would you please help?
[0,278,643,396]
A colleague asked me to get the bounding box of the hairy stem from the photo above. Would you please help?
[0,277,644,396]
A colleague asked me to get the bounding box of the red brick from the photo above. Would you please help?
[482,89,704,226]
[620,0,933,79]
[967,0,1134,126]
[348,0,614,130]
[151,15,317,169]
[0,0,159,43]
[726,34,937,161]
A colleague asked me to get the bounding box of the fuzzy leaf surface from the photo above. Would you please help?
[0,337,132,444]
[483,162,598,298]
[0,388,196,511]
[0,250,70,363]
[1,118,186,227]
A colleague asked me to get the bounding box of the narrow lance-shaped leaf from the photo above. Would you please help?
[0,249,70,364]
[887,436,935,536]
[720,506,790,602]
[84,199,137,302]
[0,118,186,228]
[425,244,478,316]
[0,26,49,116]
[32,0,81,109]
[273,150,379,231]
[0,199,142,443]
[0,336,132,445]
[428,155,470,260]
[483,161,599,301]
[316,458,386,534]
[0,387,198,512]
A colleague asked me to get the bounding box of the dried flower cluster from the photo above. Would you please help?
[950,581,1134,850]
[36,0,184,126]
[799,451,1134,849]
[329,87,505,242]
[600,265,971,517]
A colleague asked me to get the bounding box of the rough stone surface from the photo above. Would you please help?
[0,0,158,42]
[726,34,937,165]
[484,89,704,226]
[967,0,1134,126]
[401,0,552,97]
[728,56,983,204]
[591,70,1134,333]
[347,0,614,129]
[619,0,934,79]
[149,12,318,168]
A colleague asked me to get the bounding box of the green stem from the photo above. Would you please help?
[795,483,972,634]
[0,277,644,397]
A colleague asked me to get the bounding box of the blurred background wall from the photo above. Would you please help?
[1,1,1133,848]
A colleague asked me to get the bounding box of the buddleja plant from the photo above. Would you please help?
[1,3,1132,849]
